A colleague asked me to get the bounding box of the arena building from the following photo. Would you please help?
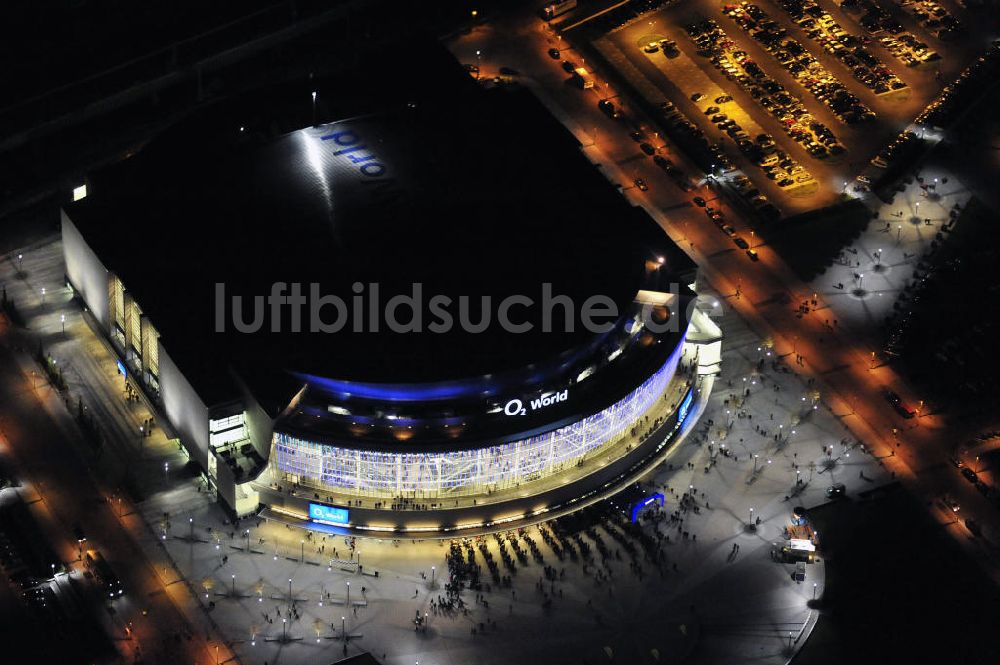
[60,43,721,534]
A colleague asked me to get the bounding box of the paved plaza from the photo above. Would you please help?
[808,166,971,344]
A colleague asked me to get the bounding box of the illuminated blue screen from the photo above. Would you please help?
[308,503,349,523]
[677,388,694,426]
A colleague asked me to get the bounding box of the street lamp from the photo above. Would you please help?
[346,581,351,607]
[231,573,236,596]
[301,539,305,562]
[288,578,293,604]
[40,287,46,304]
[17,253,22,271]
[749,506,754,527]
[897,224,902,242]
[431,565,436,587]
[311,91,318,126]
[61,314,65,333]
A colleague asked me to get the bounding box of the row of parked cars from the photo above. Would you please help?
[900,0,965,42]
[723,2,873,126]
[774,0,907,98]
[590,0,673,33]
[915,41,1000,131]
[686,19,842,161]
[840,0,941,66]
[871,129,920,168]
[647,100,701,190]
[731,173,783,220]
[644,37,680,57]
[695,198,762,259]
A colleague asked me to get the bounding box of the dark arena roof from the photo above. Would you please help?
[66,41,696,443]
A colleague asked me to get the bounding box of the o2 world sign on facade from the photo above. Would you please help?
[503,389,569,416]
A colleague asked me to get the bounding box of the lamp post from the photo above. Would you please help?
[17,253,22,271]
[288,578,293,604]
[61,314,65,333]
[231,573,236,596]
[40,287,45,304]
[431,565,436,588]
[812,582,817,599]
[301,539,305,562]
[346,581,350,607]
[897,224,902,242]
[749,507,754,527]
[311,91,317,126]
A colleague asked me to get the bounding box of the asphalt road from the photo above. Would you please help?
[0,315,230,665]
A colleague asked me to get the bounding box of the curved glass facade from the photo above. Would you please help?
[271,341,684,499]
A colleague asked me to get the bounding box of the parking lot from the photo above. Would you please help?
[594,0,986,212]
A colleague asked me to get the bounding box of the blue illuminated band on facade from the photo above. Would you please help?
[631,493,665,523]
[677,388,694,427]
[308,503,350,524]
[272,333,687,498]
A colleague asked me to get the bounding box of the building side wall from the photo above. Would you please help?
[61,209,110,329]
[243,395,275,460]
[158,341,210,470]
